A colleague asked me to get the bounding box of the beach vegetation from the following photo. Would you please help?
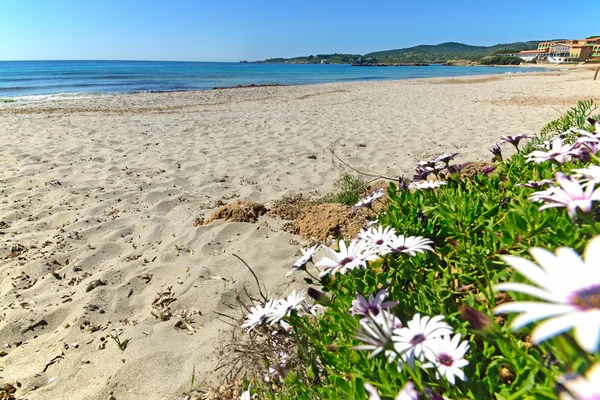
[0,99,15,103]
[236,101,600,399]
[321,173,370,206]
[479,56,523,65]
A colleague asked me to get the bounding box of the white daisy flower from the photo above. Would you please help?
[409,180,447,190]
[266,290,306,325]
[241,299,278,331]
[527,137,574,164]
[433,152,460,165]
[573,165,600,185]
[388,235,433,256]
[516,179,554,189]
[423,334,470,385]
[529,172,600,220]
[494,236,600,353]
[354,310,402,362]
[350,288,397,318]
[315,240,379,277]
[286,245,320,277]
[358,225,397,255]
[354,188,385,208]
[392,313,453,367]
[364,382,419,400]
[558,363,600,400]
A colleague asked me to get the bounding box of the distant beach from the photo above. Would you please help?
[1,67,599,399]
[0,60,551,101]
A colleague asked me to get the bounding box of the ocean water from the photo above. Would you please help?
[0,60,549,102]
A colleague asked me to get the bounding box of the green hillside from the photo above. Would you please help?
[366,41,540,62]
[257,41,542,64]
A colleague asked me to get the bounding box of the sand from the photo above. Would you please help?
[1,67,599,399]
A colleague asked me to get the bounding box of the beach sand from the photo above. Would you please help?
[1,67,599,399]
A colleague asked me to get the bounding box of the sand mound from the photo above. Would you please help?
[298,204,370,242]
[455,161,494,179]
[203,201,267,224]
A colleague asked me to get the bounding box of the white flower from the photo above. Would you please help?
[266,290,306,325]
[558,363,600,400]
[527,137,574,164]
[573,165,600,185]
[388,235,433,256]
[409,180,447,190]
[529,172,600,220]
[364,382,419,400]
[241,299,278,331]
[392,313,453,367]
[516,179,554,189]
[354,188,385,208]
[358,225,397,255]
[350,288,397,318]
[315,240,379,277]
[423,334,470,385]
[239,385,256,400]
[494,236,600,353]
[354,310,402,361]
[286,245,320,277]
[433,152,459,165]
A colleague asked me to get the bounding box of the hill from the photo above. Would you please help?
[256,41,541,64]
[366,41,540,62]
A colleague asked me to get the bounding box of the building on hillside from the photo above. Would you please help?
[511,37,600,63]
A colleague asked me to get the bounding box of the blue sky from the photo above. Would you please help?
[1,0,598,61]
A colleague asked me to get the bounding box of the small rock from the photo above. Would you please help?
[86,280,107,292]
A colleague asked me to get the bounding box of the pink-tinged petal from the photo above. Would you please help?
[364,383,381,400]
[556,173,584,198]
[573,310,600,353]
[496,302,575,330]
[531,313,580,344]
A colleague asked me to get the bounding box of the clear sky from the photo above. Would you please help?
[1,0,598,62]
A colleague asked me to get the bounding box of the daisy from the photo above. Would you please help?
[286,245,320,277]
[500,134,531,148]
[558,363,600,400]
[239,388,256,400]
[354,310,402,361]
[529,172,600,220]
[350,288,397,318]
[358,225,397,255]
[413,165,440,180]
[516,179,554,189]
[423,334,470,385]
[241,299,278,331]
[489,143,502,158]
[434,152,459,165]
[266,290,306,325]
[409,180,447,190]
[364,382,418,400]
[388,235,433,256]
[527,137,574,164]
[354,188,385,208]
[392,313,453,367]
[573,165,600,185]
[315,240,379,277]
[494,236,600,353]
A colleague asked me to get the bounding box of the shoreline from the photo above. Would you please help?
[1,67,599,399]
[0,65,557,105]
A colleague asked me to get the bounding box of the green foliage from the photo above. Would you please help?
[256,104,600,399]
[259,41,541,64]
[539,99,599,139]
[0,99,15,103]
[320,173,369,206]
[479,56,523,65]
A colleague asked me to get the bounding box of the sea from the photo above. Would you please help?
[0,60,550,102]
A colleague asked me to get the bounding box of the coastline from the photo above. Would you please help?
[1,67,599,399]
[0,63,554,105]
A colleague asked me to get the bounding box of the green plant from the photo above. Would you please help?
[0,99,15,103]
[109,329,131,351]
[321,173,369,206]
[540,99,599,138]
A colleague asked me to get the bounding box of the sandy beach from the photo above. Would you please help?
[1,67,599,399]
